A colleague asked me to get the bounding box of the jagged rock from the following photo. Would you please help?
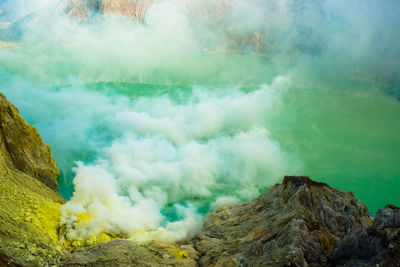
[0,93,59,190]
[0,92,65,266]
[373,204,400,229]
[328,205,400,267]
[192,176,371,267]
[62,239,198,266]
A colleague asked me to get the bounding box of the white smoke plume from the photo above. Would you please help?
[1,0,399,243]
[58,77,294,242]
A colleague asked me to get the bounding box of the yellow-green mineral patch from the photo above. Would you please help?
[0,166,66,266]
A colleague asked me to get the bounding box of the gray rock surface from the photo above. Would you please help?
[328,204,400,267]
[192,176,371,267]
[373,204,400,229]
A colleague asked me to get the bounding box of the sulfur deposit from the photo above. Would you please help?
[0,93,65,266]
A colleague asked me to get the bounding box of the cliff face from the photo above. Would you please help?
[0,93,65,266]
[57,0,151,22]
[192,176,372,266]
[0,93,60,190]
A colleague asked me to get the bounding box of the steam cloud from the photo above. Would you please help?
[1,0,399,243]
[59,79,292,242]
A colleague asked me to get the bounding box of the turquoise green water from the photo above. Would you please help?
[0,0,399,244]
[269,83,400,213]
[1,44,399,243]
[1,52,399,215]
[104,79,400,214]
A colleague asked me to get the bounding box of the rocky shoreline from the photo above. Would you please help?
[0,92,399,266]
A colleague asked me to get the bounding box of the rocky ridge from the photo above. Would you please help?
[192,176,372,266]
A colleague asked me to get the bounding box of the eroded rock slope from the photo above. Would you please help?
[192,176,372,266]
[0,92,65,267]
[0,93,59,190]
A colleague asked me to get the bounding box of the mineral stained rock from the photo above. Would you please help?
[63,240,198,267]
[328,204,400,267]
[0,92,65,267]
[192,176,372,267]
[0,93,60,190]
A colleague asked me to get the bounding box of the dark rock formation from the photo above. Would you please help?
[192,176,371,267]
[0,93,60,190]
[328,205,400,267]
[373,204,400,229]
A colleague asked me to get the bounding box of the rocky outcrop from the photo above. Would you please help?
[63,240,198,267]
[328,204,400,267]
[101,0,150,19]
[0,93,65,266]
[0,93,59,190]
[57,0,151,22]
[192,176,371,266]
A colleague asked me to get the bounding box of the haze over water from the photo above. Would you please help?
[0,0,399,242]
